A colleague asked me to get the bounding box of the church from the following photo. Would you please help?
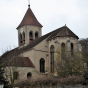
[1,4,81,82]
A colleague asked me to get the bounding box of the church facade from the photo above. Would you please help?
[1,5,81,82]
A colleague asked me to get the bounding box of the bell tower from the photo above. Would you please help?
[16,4,43,48]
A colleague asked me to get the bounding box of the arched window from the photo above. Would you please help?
[20,33,22,46]
[61,43,65,59]
[13,71,19,80]
[71,43,73,55]
[61,43,65,54]
[50,45,54,73]
[23,32,25,44]
[40,58,45,73]
[35,32,38,39]
[29,31,33,43]
[27,72,32,79]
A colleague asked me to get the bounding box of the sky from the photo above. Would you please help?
[0,0,88,55]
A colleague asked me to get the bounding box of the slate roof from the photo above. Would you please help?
[17,7,42,29]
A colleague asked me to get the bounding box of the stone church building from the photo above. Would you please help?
[1,5,81,81]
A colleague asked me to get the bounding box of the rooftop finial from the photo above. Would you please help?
[28,0,30,8]
[65,24,66,26]
[28,4,30,8]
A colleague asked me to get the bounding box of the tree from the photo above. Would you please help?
[79,38,88,70]
[54,46,84,77]
[0,48,21,88]
[79,38,88,84]
[0,61,9,88]
[0,48,37,88]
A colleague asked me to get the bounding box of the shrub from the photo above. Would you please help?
[15,75,83,88]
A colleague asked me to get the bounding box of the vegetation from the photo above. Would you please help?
[0,48,22,88]
[79,38,88,85]
[54,46,84,77]
[1,38,88,87]
[15,75,83,88]
[0,61,9,88]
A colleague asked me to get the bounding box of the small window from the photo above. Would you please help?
[50,45,54,73]
[61,43,65,59]
[20,33,22,45]
[29,31,33,38]
[27,72,32,79]
[23,32,25,39]
[71,43,73,55]
[23,32,25,44]
[61,43,65,53]
[20,33,22,40]
[13,72,19,80]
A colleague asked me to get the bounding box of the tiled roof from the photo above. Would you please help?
[47,25,79,40]
[1,25,79,60]
[22,57,35,67]
[1,56,35,67]
[17,7,43,29]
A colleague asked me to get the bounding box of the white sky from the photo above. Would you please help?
[0,0,88,55]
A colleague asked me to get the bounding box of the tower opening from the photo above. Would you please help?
[35,32,38,39]
[61,43,65,59]
[20,33,22,46]
[29,31,33,43]
[23,32,25,44]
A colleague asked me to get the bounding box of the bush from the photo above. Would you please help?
[15,75,83,88]
[83,71,88,85]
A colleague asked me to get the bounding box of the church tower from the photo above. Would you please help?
[17,5,42,47]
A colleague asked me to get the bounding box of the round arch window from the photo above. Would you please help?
[13,71,19,80]
[27,72,32,79]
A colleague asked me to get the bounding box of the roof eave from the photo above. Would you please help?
[16,24,43,30]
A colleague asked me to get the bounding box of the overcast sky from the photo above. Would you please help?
[0,0,88,55]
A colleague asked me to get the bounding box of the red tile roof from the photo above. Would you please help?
[22,57,35,67]
[1,56,35,68]
[17,7,43,29]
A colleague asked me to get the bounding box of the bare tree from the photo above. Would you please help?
[54,46,84,77]
[0,48,26,88]
[79,38,88,84]
[79,38,88,70]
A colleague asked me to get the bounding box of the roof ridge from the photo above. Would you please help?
[66,26,69,35]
